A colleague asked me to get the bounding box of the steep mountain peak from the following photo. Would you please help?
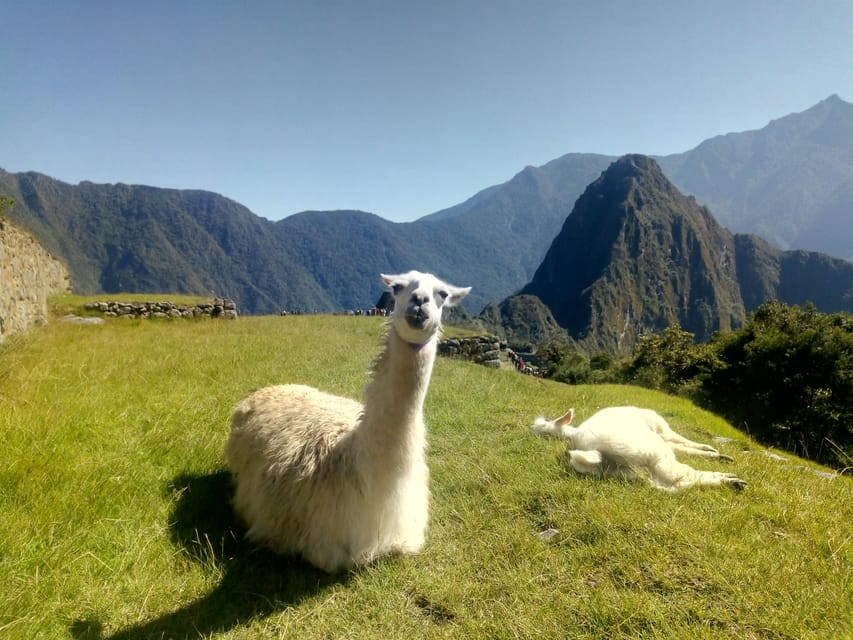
[807,92,851,114]
[565,154,695,232]
[607,153,660,174]
[519,154,744,354]
[762,93,853,140]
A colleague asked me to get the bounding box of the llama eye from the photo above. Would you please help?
[392,284,405,295]
[437,290,449,301]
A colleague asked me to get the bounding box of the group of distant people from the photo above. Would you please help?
[506,348,544,377]
[350,308,391,317]
[280,307,391,317]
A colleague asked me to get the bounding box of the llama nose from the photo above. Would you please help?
[407,294,430,328]
[410,293,429,310]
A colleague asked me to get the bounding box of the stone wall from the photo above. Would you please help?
[0,218,70,343]
[438,334,503,368]
[83,298,238,319]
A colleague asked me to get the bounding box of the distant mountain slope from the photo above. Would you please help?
[734,233,853,312]
[497,155,853,354]
[274,210,425,311]
[409,154,614,307]
[0,157,611,314]
[478,294,571,351]
[657,94,853,260]
[0,170,334,314]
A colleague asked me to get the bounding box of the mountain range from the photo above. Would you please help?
[1,95,852,331]
[487,155,852,354]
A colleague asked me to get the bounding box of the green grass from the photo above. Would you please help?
[1,305,850,639]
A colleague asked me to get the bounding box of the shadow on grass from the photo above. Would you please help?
[70,470,346,639]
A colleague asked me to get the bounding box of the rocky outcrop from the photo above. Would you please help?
[0,218,70,343]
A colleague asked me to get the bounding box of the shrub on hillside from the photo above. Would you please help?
[536,340,588,384]
[536,341,624,385]
[700,302,852,469]
[624,325,708,394]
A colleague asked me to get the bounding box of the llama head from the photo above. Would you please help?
[380,271,471,346]
[531,408,575,436]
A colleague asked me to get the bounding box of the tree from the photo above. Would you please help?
[536,340,591,384]
[0,196,13,218]
[625,325,705,393]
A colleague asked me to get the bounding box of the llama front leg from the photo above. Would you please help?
[566,450,636,479]
[567,449,605,475]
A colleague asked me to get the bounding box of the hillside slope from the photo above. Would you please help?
[1,311,849,639]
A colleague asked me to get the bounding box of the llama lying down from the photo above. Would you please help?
[226,271,470,572]
[532,406,746,492]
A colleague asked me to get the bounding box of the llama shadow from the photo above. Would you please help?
[70,470,346,640]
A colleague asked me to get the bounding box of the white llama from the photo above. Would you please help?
[531,406,746,492]
[226,270,470,572]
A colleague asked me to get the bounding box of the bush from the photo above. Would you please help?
[624,325,707,394]
[536,340,591,384]
[701,302,852,468]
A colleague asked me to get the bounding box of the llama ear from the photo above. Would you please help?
[380,273,408,293]
[555,408,574,427]
[443,285,471,307]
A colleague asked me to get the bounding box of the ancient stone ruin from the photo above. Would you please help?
[83,298,238,320]
[0,218,70,343]
[438,334,503,368]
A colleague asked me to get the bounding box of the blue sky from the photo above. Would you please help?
[3,1,851,222]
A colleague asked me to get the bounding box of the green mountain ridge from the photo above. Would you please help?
[2,96,852,320]
[2,170,335,313]
[0,160,607,314]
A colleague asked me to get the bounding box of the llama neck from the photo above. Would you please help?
[563,425,579,444]
[552,423,579,443]
[356,324,437,464]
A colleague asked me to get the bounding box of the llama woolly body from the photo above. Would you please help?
[226,271,470,572]
[532,406,745,492]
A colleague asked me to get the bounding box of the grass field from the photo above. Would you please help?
[1,304,850,639]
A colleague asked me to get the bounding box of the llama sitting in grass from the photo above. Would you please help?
[532,406,746,492]
[226,271,470,572]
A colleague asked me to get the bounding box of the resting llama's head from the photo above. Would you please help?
[532,408,575,435]
[381,271,471,346]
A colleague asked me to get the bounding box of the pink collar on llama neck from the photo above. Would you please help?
[408,340,429,352]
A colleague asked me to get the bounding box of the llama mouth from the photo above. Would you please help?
[406,311,428,330]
